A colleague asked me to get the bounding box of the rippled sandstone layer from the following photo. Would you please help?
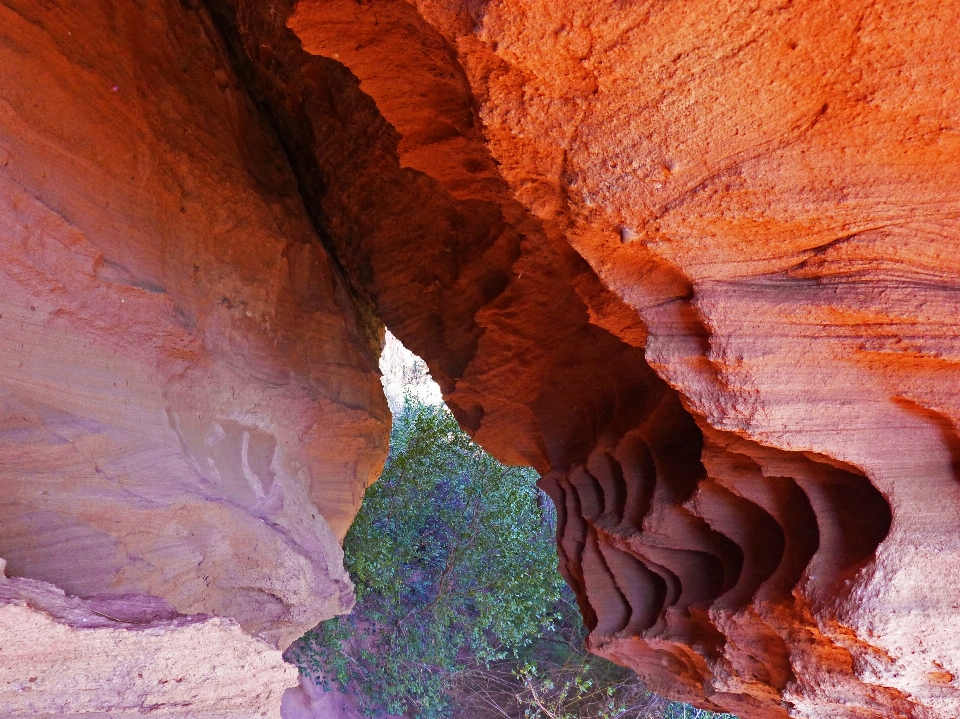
[0,0,389,652]
[277,1,960,717]
[3,0,959,718]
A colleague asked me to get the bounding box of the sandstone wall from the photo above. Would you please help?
[0,0,390,652]
[3,1,959,718]
[276,1,959,717]
[0,559,296,717]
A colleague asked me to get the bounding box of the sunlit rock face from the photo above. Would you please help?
[265,1,954,717]
[0,560,296,718]
[0,0,390,651]
[380,330,444,414]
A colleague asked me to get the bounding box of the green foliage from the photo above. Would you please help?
[290,395,737,719]
[291,398,563,718]
[451,590,736,719]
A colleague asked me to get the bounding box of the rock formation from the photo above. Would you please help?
[0,559,295,717]
[2,0,959,717]
[277,1,959,717]
[0,0,391,653]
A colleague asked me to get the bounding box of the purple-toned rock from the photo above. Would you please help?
[0,560,297,717]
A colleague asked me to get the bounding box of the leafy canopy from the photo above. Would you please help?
[292,398,563,717]
[291,396,738,719]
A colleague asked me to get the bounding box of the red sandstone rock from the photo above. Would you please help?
[0,0,390,650]
[280,1,960,717]
[4,0,960,717]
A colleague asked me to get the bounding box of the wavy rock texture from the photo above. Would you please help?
[0,0,390,652]
[270,1,958,717]
[3,1,959,718]
[0,559,296,718]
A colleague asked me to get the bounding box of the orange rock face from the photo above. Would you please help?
[278,1,960,717]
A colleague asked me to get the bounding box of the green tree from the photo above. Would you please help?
[291,398,564,718]
[289,396,737,719]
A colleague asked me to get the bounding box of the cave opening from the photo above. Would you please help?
[281,332,736,719]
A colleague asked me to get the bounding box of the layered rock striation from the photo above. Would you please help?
[0,559,296,717]
[273,1,957,717]
[3,1,959,718]
[0,0,389,652]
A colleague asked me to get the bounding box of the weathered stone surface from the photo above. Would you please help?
[278,658,406,719]
[278,1,960,717]
[4,0,959,717]
[0,559,296,718]
[0,0,389,650]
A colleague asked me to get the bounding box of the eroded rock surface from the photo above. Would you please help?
[274,1,960,717]
[3,0,959,718]
[0,559,296,718]
[0,0,390,650]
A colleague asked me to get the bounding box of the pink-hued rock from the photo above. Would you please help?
[0,0,389,650]
[279,670,404,719]
[0,559,298,718]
